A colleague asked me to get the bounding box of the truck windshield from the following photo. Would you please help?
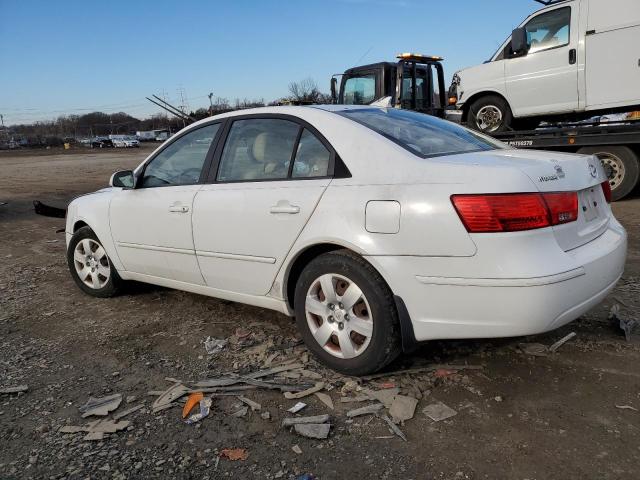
[342,75,376,105]
[337,108,506,158]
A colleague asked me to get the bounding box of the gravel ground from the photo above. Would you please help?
[1,146,639,480]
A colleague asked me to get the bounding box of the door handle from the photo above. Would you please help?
[569,48,577,65]
[168,204,189,213]
[270,201,300,214]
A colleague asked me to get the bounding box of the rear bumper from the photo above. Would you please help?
[368,220,627,342]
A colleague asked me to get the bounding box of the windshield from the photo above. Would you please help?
[337,108,506,158]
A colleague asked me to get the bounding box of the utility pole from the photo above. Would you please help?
[208,92,214,116]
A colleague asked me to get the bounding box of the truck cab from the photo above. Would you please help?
[450,0,640,132]
[331,53,447,118]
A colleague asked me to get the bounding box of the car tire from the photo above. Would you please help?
[294,250,401,376]
[67,226,123,298]
[578,146,640,201]
[467,95,513,133]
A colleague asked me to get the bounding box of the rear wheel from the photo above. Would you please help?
[294,250,401,376]
[578,146,640,201]
[467,95,513,133]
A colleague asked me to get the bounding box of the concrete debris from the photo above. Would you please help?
[84,431,105,441]
[204,336,227,355]
[294,423,331,439]
[288,402,307,414]
[292,445,302,454]
[284,382,325,399]
[0,385,28,394]
[518,343,549,357]
[245,363,304,379]
[282,415,330,427]
[389,395,419,423]
[59,419,130,441]
[346,403,384,418]
[220,448,248,461]
[361,364,484,381]
[152,383,189,413]
[299,370,323,380]
[363,387,399,408]
[423,402,457,422]
[549,332,577,352]
[185,397,212,424]
[378,413,407,442]
[230,406,249,418]
[79,394,122,418]
[340,395,369,403]
[261,411,271,420]
[314,392,334,410]
[238,396,261,411]
[610,304,638,342]
[113,404,144,420]
[615,404,638,411]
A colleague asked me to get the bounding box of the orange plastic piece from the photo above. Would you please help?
[182,392,204,418]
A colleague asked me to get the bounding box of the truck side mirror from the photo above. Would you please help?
[511,27,528,56]
[330,77,338,104]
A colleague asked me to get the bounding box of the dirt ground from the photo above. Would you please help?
[1,146,639,480]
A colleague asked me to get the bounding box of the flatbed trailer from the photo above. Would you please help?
[491,119,640,200]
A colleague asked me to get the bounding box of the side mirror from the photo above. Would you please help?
[330,77,338,104]
[109,170,135,189]
[511,27,528,56]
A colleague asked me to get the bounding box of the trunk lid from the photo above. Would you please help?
[466,149,611,251]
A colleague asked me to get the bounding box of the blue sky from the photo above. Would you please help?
[0,0,535,125]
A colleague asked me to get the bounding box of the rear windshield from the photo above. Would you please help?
[337,108,506,158]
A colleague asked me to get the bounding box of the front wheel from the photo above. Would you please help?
[578,146,640,201]
[467,95,513,133]
[294,250,401,376]
[67,226,122,297]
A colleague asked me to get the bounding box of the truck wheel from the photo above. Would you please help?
[467,95,513,133]
[578,146,639,201]
[294,250,401,376]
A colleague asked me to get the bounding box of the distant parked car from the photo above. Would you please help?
[90,139,114,149]
[110,135,140,148]
[65,106,627,375]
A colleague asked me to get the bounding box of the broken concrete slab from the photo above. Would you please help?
[379,413,407,442]
[83,431,104,441]
[423,402,457,422]
[294,423,330,439]
[79,394,122,418]
[363,388,399,408]
[284,382,325,400]
[346,403,384,418]
[389,395,418,423]
[152,383,189,413]
[314,392,334,410]
[238,396,261,411]
[0,385,28,394]
[340,395,369,403]
[282,415,330,427]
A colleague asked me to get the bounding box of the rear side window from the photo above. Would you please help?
[217,119,300,181]
[292,129,330,178]
[337,108,506,158]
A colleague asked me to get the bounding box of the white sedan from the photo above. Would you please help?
[65,106,627,375]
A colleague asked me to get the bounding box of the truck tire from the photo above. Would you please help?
[578,146,639,201]
[467,95,513,133]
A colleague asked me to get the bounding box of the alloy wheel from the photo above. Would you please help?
[305,273,373,359]
[596,152,626,191]
[73,238,111,289]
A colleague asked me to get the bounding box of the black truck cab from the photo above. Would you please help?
[331,54,447,118]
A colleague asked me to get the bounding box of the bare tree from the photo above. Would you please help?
[288,78,323,103]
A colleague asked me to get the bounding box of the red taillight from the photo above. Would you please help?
[601,181,612,203]
[451,192,578,233]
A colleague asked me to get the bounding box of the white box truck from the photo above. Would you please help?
[450,0,640,133]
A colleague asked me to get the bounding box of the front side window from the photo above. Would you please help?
[141,123,220,188]
[338,108,506,158]
[343,74,376,105]
[524,6,570,54]
[217,119,300,181]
